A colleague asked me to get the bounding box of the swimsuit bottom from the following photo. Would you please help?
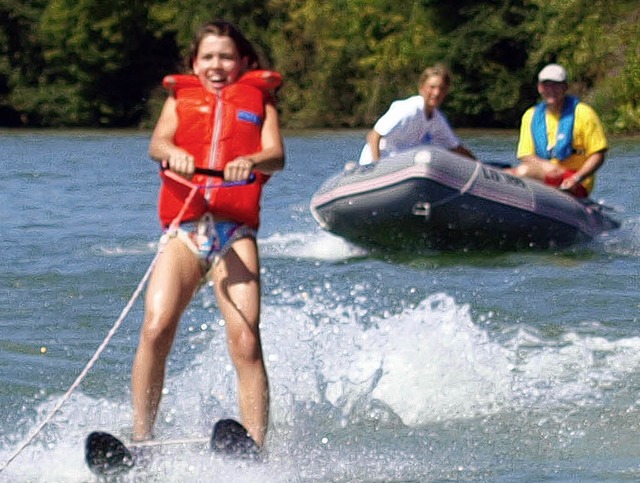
[163,213,256,274]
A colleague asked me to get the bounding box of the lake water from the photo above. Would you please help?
[0,129,639,482]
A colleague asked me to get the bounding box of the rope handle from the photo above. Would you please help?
[160,162,256,188]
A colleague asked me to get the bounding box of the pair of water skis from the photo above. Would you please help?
[85,419,262,477]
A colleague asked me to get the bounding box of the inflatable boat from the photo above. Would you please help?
[309,147,620,251]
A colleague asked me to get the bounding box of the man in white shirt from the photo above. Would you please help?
[359,64,475,165]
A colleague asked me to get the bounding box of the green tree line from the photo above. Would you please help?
[1,0,638,131]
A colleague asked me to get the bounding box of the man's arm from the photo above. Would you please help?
[365,129,383,162]
[559,150,606,191]
[452,144,476,160]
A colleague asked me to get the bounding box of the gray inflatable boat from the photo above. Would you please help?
[309,147,620,251]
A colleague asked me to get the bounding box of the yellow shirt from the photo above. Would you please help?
[516,101,608,192]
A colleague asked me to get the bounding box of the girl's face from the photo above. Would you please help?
[193,34,247,92]
[419,75,449,112]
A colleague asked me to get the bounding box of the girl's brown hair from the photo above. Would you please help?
[187,20,261,72]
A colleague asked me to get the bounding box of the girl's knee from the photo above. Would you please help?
[229,326,262,365]
[140,315,178,353]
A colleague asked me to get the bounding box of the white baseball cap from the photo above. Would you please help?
[538,63,568,83]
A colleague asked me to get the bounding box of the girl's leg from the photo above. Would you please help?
[131,238,201,441]
[212,237,268,446]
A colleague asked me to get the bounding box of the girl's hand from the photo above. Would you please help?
[167,150,195,178]
[224,157,255,182]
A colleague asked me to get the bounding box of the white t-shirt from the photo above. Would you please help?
[358,95,461,165]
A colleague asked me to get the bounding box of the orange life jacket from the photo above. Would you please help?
[157,70,282,228]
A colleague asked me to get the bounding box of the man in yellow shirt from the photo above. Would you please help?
[511,63,608,197]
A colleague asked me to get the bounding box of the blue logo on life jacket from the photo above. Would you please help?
[421,131,432,145]
[237,110,262,126]
[531,95,579,160]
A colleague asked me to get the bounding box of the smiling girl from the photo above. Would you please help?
[131,20,284,449]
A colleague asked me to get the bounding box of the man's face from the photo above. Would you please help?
[538,81,568,112]
[419,75,449,112]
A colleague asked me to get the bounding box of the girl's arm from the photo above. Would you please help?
[224,103,285,181]
[149,96,196,177]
